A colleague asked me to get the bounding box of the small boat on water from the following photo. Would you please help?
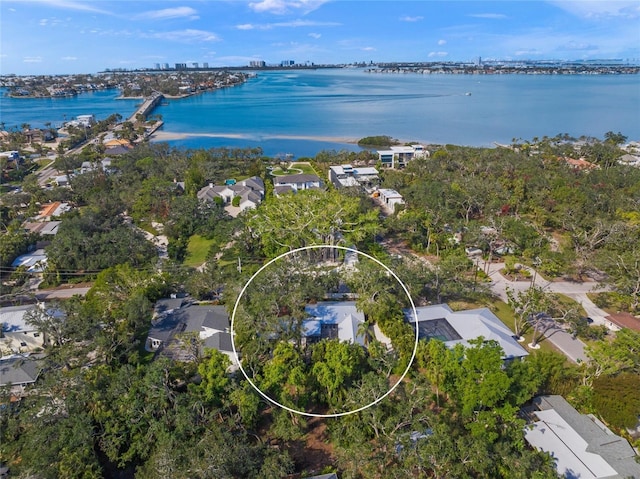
[465,92,472,96]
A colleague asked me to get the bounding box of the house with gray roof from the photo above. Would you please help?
[196,176,265,212]
[146,300,237,367]
[273,173,323,193]
[524,395,640,479]
[0,356,42,396]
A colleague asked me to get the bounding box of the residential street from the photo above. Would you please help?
[484,261,612,363]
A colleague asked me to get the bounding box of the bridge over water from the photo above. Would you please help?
[128,91,164,122]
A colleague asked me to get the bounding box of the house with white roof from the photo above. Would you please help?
[11,249,47,273]
[377,144,428,169]
[378,189,405,209]
[524,395,640,479]
[328,165,379,191]
[303,302,367,346]
[0,305,47,354]
[406,304,528,360]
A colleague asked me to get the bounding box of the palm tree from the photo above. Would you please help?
[357,318,373,347]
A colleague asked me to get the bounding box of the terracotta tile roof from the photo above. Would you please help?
[606,312,640,332]
[39,202,61,217]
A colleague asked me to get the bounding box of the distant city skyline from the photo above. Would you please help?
[1,0,639,75]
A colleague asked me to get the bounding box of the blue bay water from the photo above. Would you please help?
[2,69,639,157]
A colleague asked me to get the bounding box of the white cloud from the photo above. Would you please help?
[0,54,8,58]
[14,0,111,15]
[438,39,447,45]
[548,1,640,20]
[39,17,65,27]
[514,49,543,56]
[142,29,220,43]
[61,56,77,60]
[399,15,423,22]
[468,13,507,19]
[361,46,376,52]
[9,8,16,12]
[309,32,321,39]
[235,19,340,30]
[23,56,43,63]
[428,51,448,57]
[248,0,329,15]
[559,41,598,51]
[135,7,199,21]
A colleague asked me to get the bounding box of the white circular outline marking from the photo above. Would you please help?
[231,245,419,418]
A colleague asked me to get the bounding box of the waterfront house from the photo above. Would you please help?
[377,144,428,169]
[328,165,379,191]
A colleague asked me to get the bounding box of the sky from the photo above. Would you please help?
[1,0,639,75]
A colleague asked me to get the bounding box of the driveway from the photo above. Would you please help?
[483,261,610,363]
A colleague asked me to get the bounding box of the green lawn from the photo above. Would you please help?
[270,162,317,176]
[486,300,559,354]
[184,235,215,267]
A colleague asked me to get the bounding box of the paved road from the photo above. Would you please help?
[35,286,91,300]
[484,261,613,363]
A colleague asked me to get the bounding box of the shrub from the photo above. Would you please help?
[593,373,640,429]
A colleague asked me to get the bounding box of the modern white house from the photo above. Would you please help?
[377,188,405,209]
[328,165,379,191]
[524,395,640,479]
[377,144,428,169]
[405,304,528,360]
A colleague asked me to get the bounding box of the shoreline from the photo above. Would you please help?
[150,130,362,145]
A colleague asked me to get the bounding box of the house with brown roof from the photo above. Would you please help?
[606,313,640,332]
[559,156,599,171]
